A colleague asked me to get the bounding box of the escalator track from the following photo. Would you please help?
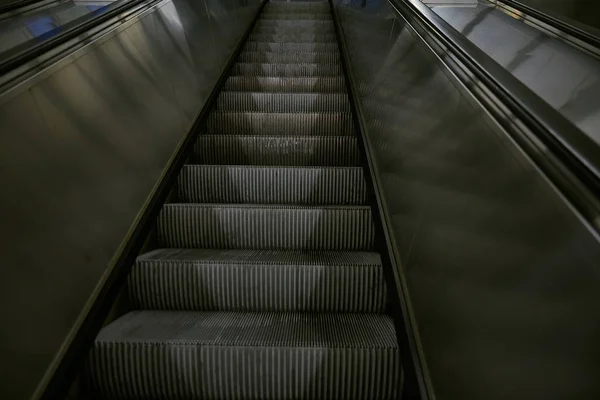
[86,1,402,398]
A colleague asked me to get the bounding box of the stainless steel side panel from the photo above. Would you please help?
[335,1,600,399]
[0,0,260,398]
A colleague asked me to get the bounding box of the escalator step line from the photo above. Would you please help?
[243,42,338,52]
[223,76,346,92]
[206,111,354,136]
[195,135,360,166]
[215,92,351,112]
[231,62,342,77]
[157,204,375,250]
[130,249,386,312]
[90,312,400,399]
[178,165,367,205]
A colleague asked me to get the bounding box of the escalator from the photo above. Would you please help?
[85,1,402,398]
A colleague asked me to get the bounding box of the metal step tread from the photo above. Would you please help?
[238,51,340,64]
[195,135,360,167]
[244,42,338,52]
[215,92,351,112]
[253,25,336,34]
[255,19,335,27]
[130,249,386,312]
[249,33,337,43]
[157,204,374,250]
[178,165,366,205]
[260,13,333,20]
[223,76,346,92]
[207,111,354,136]
[94,311,397,347]
[232,62,342,77]
[138,248,380,266]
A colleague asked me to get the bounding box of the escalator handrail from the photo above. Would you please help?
[390,0,600,208]
[0,0,47,14]
[0,0,156,77]
[492,0,600,53]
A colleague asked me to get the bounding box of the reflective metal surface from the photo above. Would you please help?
[335,0,600,398]
[0,0,260,397]
[518,0,600,32]
[432,2,600,145]
[0,1,117,56]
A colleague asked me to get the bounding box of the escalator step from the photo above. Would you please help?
[195,135,360,166]
[244,41,338,52]
[265,2,330,11]
[130,249,386,312]
[178,165,366,204]
[207,111,354,135]
[223,76,345,92]
[232,62,342,77]
[255,19,335,28]
[249,33,337,43]
[157,204,374,250]
[89,311,400,399]
[261,13,332,20]
[238,51,339,64]
[215,92,350,112]
[253,25,336,34]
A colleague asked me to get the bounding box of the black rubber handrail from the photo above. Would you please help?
[0,0,152,76]
[392,0,600,203]
[496,0,600,51]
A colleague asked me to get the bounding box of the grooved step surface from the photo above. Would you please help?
[178,165,367,204]
[255,19,335,28]
[223,76,345,92]
[265,3,330,11]
[207,111,354,136]
[249,33,337,43]
[215,92,351,112]
[261,13,332,20]
[130,249,386,312]
[90,312,400,399]
[244,41,338,52]
[157,204,374,250]
[253,25,336,34]
[232,63,342,77]
[195,135,361,166]
[237,51,340,64]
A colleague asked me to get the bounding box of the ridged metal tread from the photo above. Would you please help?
[195,135,360,166]
[215,92,351,112]
[238,50,340,64]
[261,13,333,20]
[89,311,400,399]
[223,76,345,92]
[253,25,336,34]
[244,41,338,52]
[232,62,342,77]
[207,111,354,136]
[178,165,367,204]
[249,33,337,43]
[157,204,375,250]
[130,249,386,312]
[255,19,335,28]
[265,3,330,11]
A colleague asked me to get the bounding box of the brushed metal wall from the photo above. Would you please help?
[0,0,260,398]
[519,0,600,31]
[335,1,600,398]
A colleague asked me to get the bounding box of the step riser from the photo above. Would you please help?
[255,20,335,28]
[244,42,338,52]
[130,262,386,312]
[223,76,345,92]
[261,13,333,20]
[253,26,336,34]
[207,112,354,136]
[232,63,342,77]
[158,206,375,250]
[178,166,367,204]
[89,345,400,399]
[194,136,361,166]
[249,33,337,43]
[237,52,340,64]
[215,93,351,113]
